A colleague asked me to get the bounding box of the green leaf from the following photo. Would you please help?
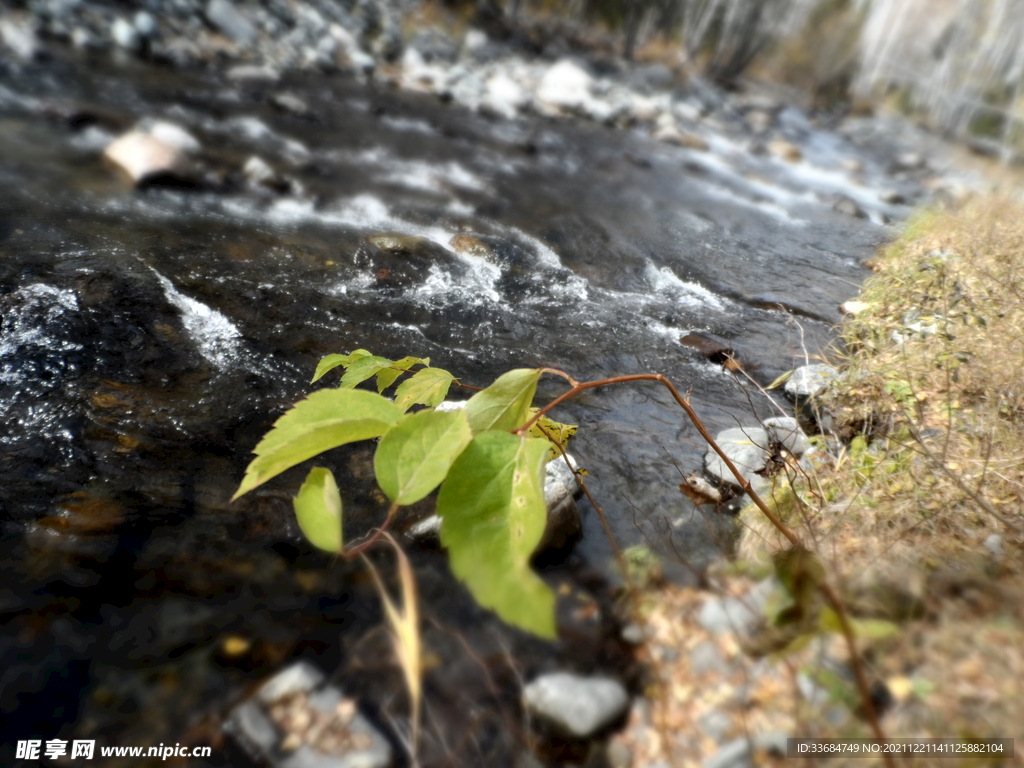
[818,608,899,641]
[310,348,374,383]
[340,356,395,389]
[374,409,473,505]
[526,408,578,460]
[436,431,556,638]
[233,389,403,499]
[376,355,430,394]
[293,467,343,552]
[312,354,352,383]
[464,368,541,433]
[394,367,457,411]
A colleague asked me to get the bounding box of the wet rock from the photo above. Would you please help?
[745,110,773,133]
[703,427,770,490]
[356,234,468,289]
[784,364,838,399]
[680,332,735,364]
[833,195,867,219]
[1,16,41,61]
[111,17,140,52]
[522,672,629,738]
[410,29,458,64]
[226,661,393,768]
[244,155,289,193]
[205,0,256,47]
[768,138,801,162]
[763,416,809,457]
[535,59,595,117]
[102,121,200,187]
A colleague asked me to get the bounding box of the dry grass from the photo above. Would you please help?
[619,198,1024,767]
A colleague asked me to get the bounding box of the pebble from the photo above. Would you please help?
[522,672,629,738]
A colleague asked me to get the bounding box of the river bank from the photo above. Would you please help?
[616,197,1024,767]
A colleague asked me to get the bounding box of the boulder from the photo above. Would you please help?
[522,672,629,738]
[762,416,809,457]
[355,234,468,290]
[535,59,594,116]
[784,364,838,399]
[703,426,770,490]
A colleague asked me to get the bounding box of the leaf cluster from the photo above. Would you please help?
[234,351,578,638]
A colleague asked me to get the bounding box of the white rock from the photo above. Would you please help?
[463,29,488,53]
[134,11,158,39]
[704,426,770,489]
[482,71,527,119]
[103,132,184,184]
[205,0,256,46]
[145,121,201,153]
[784,364,838,399]
[839,300,870,316]
[535,59,594,116]
[522,673,629,737]
[243,155,277,189]
[111,17,140,51]
[0,17,40,60]
[255,660,324,704]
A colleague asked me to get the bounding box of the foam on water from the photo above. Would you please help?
[151,270,242,369]
[643,263,726,311]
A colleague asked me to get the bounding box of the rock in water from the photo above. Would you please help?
[522,672,629,738]
[762,416,809,457]
[102,121,200,187]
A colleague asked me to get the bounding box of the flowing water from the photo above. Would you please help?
[0,46,919,764]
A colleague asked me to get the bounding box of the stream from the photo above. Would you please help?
[1,42,930,766]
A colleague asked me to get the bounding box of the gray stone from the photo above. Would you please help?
[703,733,787,768]
[256,660,325,704]
[522,673,629,738]
[689,640,728,675]
[134,11,158,39]
[620,623,645,645]
[703,738,752,768]
[784,364,838,399]
[111,17,140,51]
[703,426,770,488]
[226,661,393,768]
[763,416,809,457]
[697,709,732,741]
[0,17,40,61]
[227,64,280,82]
[698,596,758,636]
[206,0,256,46]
